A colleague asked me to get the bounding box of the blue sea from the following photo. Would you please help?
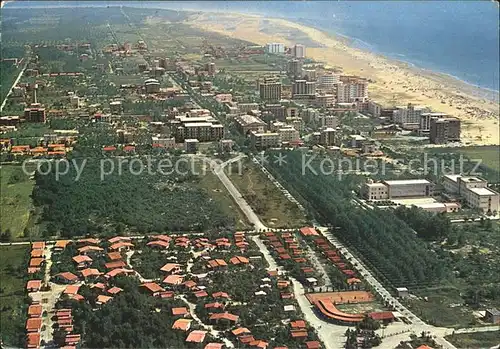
[6,1,500,93]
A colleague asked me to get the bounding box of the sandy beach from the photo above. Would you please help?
[186,12,499,146]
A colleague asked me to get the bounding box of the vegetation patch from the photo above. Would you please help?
[0,245,30,347]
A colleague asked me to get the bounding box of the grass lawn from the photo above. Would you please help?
[0,165,35,239]
[404,286,479,328]
[0,245,30,347]
[456,146,500,172]
[195,160,251,231]
[445,331,500,349]
[226,159,308,229]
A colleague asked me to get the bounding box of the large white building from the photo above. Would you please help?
[443,175,499,213]
[318,73,340,92]
[336,76,368,103]
[392,103,430,129]
[292,44,306,58]
[265,43,285,54]
[361,179,434,200]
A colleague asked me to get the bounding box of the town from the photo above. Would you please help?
[0,5,499,349]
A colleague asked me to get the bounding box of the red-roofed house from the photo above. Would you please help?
[28,305,43,318]
[172,318,192,331]
[81,268,102,278]
[55,272,79,284]
[300,227,319,236]
[205,343,224,349]
[105,268,134,278]
[109,242,134,251]
[172,307,189,316]
[160,263,181,274]
[105,260,127,269]
[72,255,92,268]
[107,286,123,295]
[163,274,184,285]
[26,280,42,292]
[209,312,239,323]
[96,295,113,305]
[26,318,42,332]
[141,282,165,296]
[107,252,122,261]
[26,332,41,348]
[186,330,207,343]
[305,341,321,349]
[147,240,170,249]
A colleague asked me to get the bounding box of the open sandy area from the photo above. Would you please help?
[186,12,499,146]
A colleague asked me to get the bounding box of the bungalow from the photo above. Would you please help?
[205,302,225,310]
[183,280,197,290]
[229,256,250,265]
[32,242,46,250]
[65,334,81,346]
[26,318,42,332]
[153,234,172,242]
[80,268,102,279]
[207,259,228,269]
[290,320,306,329]
[78,245,104,255]
[239,335,255,345]
[29,258,44,268]
[96,295,113,305]
[108,236,132,244]
[107,252,122,261]
[186,330,207,344]
[160,291,175,299]
[31,250,44,258]
[305,341,321,349]
[172,318,192,331]
[55,272,79,284]
[72,255,93,269]
[141,282,165,296]
[106,286,123,295]
[194,290,209,299]
[105,260,127,269]
[291,330,308,339]
[92,283,106,290]
[212,291,230,299]
[64,285,80,295]
[105,268,134,278]
[232,327,251,336]
[209,312,239,323]
[78,238,100,245]
[26,332,41,349]
[147,240,170,249]
[249,340,268,349]
[172,307,189,316]
[28,305,43,318]
[26,280,42,292]
[160,263,181,274]
[300,227,319,236]
[205,343,224,349]
[109,242,134,251]
[54,240,70,251]
[163,274,184,285]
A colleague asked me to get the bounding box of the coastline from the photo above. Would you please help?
[185,11,499,146]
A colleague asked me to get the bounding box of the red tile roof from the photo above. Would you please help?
[172,318,191,331]
[28,305,43,317]
[186,330,207,343]
[32,241,45,250]
[231,327,251,336]
[29,258,44,267]
[205,343,224,349]
[107,252,122,260]
[163,274,184,285]
[194,290,209,298]
[26,317,42,331]
[81,268,101,278]
[54,240,70,249]
[56,272,79,282]
[300,227,319,236]
[212,291,230,299]
[109,242,134,250]
[107,286,123,295]
[64,285,80,295]
[26,280,42,291]
[78,238,100,244]
[97,295,113,304]
[290,320,306,329]
[172,307,189,316]
[210,312,239,322]
[26,332,41,348]
[141,282,164,293]
[108,236,132,244]
[105,268,134,278]
[73,255,92,264]
[78,245,103,253]
[305,341,321,349]
[230,256,250,265]
[31,250,43,258]
[147,240,170,248]
[160,263,181,273]
[105,260,126,269]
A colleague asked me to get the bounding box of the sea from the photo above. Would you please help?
[5,1,500,94]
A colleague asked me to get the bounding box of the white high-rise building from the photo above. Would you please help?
[265,43,285,54]
[318,73,340,91]
[292,44,306,58]
[335,76,368,103]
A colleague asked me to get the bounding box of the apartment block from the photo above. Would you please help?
[336,76,368,103]
[259,78,282,101]
[292,80,316,97]
[392,103,430,129]
[265,43,285,54]
[234,114,267,134]
[420,112,447,134]
[250,131,280,149]
[443,175,499,213]
[278,127,300,143]
[361,182,389,200]
[24,106,46,123]
[430,117,461,144]
[292,44,305,58]
[362,179,434,200]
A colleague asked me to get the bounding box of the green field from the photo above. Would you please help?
[433,146,500,178]
[0,245,30,347]
[226,159,308,228]
[0,165,35,239]
[445,330,500,349]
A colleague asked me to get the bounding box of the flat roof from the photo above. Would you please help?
[469,187,498,196]
[384,179,431,186]
[443,174,461,182]
[184,122,213,127]
[365,182,386,188]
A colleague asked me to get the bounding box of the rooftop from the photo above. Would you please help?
[469,187,498,196]
[383,179,431,186]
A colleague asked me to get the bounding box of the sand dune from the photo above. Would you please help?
[187,12,499,146]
